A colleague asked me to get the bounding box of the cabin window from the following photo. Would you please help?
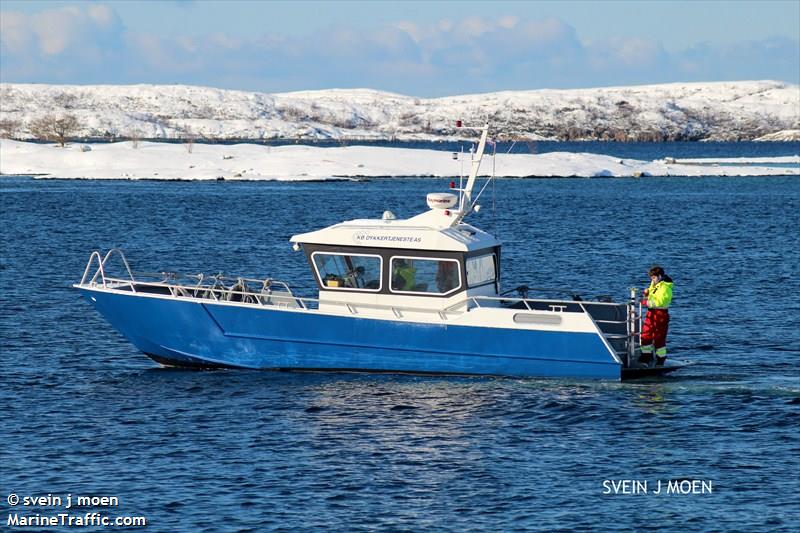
[466,254,496,287]
[312,252,382,291]
[389,256,462,295]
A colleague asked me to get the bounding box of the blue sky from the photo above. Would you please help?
[1,0,798,96]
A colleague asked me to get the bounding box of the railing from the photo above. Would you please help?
[625,288,642,367]
[78,249,303,306]
[91,273,475,320]
[77,250,471,318]
[98,275,307,308]
[443,294,626,313]
[80,248,136,288]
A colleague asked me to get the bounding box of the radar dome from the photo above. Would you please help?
[426,192,457,210]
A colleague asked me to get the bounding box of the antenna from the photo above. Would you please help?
[459,145,464,194]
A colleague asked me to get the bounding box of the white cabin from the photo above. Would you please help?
[290,205,502,316]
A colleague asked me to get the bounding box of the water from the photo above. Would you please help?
[378,140,800,160]
[63,137,800,160]
[2,165,799,530]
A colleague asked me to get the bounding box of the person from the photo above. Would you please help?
[639,265,673,367]
[436,261,458,292]
[344,265,366,288]
[392,259,416,291]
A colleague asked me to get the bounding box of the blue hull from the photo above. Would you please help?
[81,289,622,380]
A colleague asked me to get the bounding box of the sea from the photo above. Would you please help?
[1,142,799,532]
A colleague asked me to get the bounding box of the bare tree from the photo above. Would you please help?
[28,117,51,143]
[0,117,21,139]
[184,129,196,153]
[129,128,142,149]
[52,115,80,146]
[29,113,80,147]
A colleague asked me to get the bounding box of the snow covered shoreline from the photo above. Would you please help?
[1,140,797,181]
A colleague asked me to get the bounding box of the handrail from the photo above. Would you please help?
[502,286,584,297]
[443,294,624,314]
[80,251,106,286]
[96,276,465,317]
[127,270,295,296]
[104,248,136,282]
[79,251,296,298]
[83,248,136,287]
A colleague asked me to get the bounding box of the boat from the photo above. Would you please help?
[75,123,686,380]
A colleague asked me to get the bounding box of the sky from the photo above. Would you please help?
[1,0,798,96]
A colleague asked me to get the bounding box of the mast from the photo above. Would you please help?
[452,121,490,226]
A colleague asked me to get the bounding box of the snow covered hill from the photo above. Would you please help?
[1,81,798,142]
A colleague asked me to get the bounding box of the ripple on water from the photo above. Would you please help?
[2,174,800,530]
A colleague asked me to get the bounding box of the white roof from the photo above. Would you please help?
[290,209,499,252]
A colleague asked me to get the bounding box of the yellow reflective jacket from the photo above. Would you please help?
[396,265,416,290]
[646,277,673,309]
